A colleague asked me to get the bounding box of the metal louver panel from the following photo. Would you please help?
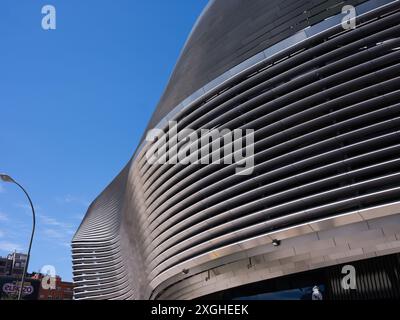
[72,0,400,300]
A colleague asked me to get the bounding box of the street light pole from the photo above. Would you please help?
[0,174,36,301]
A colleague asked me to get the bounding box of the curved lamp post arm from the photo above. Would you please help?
[0,174,36,301]
[13,181,36,300]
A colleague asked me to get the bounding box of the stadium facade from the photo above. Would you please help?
[72,0,400,300]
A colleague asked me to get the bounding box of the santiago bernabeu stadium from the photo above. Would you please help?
[72,0,400,300]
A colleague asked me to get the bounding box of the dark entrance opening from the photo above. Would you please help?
[198,253,400,300]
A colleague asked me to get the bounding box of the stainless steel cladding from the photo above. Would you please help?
[72,0,400,300]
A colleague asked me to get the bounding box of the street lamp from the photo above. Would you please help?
[0,174,36,301]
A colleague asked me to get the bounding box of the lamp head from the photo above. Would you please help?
[182,269,189,275]
[0,174,14,183]
[272,239,281,247]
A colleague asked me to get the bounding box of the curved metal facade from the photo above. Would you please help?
[72,0,400,300]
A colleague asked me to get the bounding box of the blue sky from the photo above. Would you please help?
[0,0,208,282]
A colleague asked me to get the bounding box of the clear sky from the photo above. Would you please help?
[0,0,208,282]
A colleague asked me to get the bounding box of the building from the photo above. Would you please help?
[8,252,27,278]
[0,276,40,300]
[0,252,41,300]
[0,252,74,300]
[72,0,400,300]
[0,255,12,276]
[30,273,74,300]
[0,252,39,300]
[0,252,27,277]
